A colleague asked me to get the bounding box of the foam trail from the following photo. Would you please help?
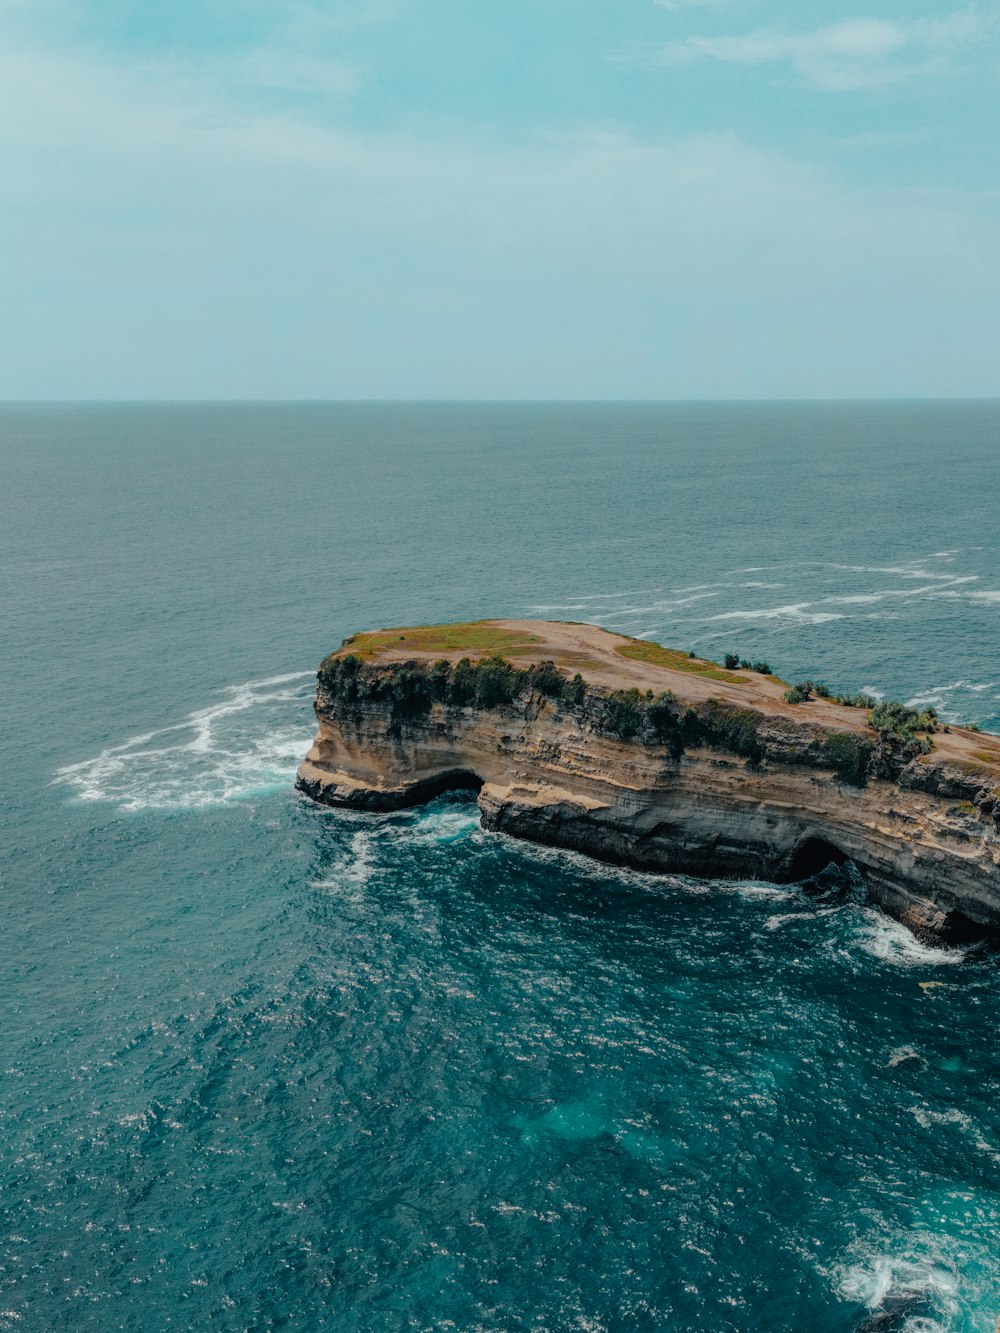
[708,603,845,625]
[55,671,316,811]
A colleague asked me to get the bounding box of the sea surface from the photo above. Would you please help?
[2,401,1000,1332]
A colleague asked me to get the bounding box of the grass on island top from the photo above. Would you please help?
[337,620,752,685]
[614,639,749,685]
[337,622,545,661]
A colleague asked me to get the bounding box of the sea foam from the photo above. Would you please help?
[54,671,316,811]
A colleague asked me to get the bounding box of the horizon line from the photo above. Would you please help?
[2,395,1000,407]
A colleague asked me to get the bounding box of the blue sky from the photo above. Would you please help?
[1,0,997,398]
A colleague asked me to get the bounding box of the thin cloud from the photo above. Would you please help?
[651,12,993,91]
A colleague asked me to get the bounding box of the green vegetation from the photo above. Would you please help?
[724,652,772,674]
[869,699,937,739]
[319,652,587,730]
[320,646,975,789]
[833,692,878,709]
[823,733,874,787]
[616,639,747,684]
[784,679,874,708]
[864,699,936,777]
[687,700,765,765]
[338,621,544,661]
[602,688,648,742]
[784,682,813,704]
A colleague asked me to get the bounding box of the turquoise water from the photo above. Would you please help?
[2,402,1000,1331]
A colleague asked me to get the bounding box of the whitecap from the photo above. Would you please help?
[909,1106,972,1131]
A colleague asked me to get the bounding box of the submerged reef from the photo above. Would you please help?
[297,620,1000,942]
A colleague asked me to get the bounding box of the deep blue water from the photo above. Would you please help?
[2,402,1000,1332]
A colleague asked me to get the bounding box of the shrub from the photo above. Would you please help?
[602,688,646,741]
[562,672,586,706]
[824,732,873,787]
[812,681,831,698]
[833,692,877,709]
[784,682,812,704]
[869,699,936,740]
[647,691,683,756]
[428,659,451,701]
[751,661,772,675]
[865,698,935,776]
[473,653,519,708]
[686,700,764,765]
[385,664,434,724]
[449,657,477,706]
[526,660,566,699]
[724,653,740,670]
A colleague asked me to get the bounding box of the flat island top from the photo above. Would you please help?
[333,618,1000,773]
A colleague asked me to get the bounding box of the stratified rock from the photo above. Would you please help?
[296,619,1000,942]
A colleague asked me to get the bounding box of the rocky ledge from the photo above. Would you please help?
[296,619,1000,942]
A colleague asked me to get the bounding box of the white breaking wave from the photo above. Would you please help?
[836,1250,960,1330]
[831,1217,1000,1332]
[54,671,316,811]
[852,910,970,968]
[409,805,482,845]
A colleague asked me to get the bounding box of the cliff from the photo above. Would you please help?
[296,619,1000,942]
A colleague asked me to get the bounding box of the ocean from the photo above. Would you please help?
[2,401,999,1331]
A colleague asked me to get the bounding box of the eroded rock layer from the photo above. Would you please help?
[296,620,1000,941]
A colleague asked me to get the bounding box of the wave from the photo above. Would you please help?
[836,1249,960,1331]
[832,1217,1000,1333]
[313,801,482,894]
[851,910,970,968]
[54,671,316,811]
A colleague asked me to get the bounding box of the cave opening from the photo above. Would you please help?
[788,836,849,882]
[406,770,484,805]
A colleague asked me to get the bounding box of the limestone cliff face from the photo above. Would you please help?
[297,661,1000,942]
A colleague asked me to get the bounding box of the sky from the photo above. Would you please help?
[1,0,998,399]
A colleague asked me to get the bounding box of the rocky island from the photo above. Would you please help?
[297,620,1000,942]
